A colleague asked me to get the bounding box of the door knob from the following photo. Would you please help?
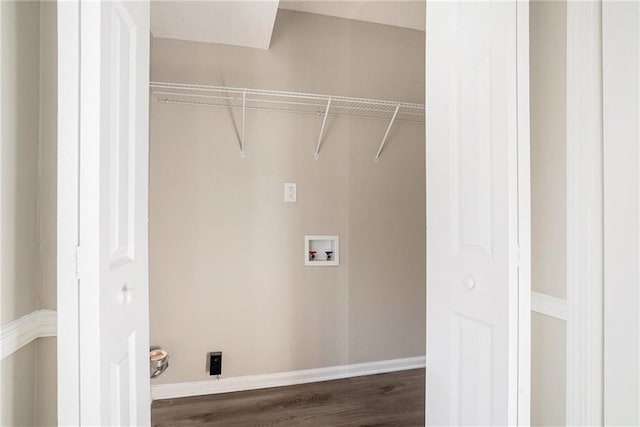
[463,276,476,290]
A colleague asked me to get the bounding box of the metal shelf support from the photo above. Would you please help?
[375,104,400,162]
[314,96,332,160]
[240,90,246,158]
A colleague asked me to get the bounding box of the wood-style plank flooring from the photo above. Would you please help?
[152,368,425,426]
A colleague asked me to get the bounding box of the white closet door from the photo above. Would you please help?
[426,1,528,425]
[58,0,151,424]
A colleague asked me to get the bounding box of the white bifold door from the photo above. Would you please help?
[58,0,151,425]
[426,1,530,425]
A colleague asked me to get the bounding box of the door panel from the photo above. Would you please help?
[451,48,493,257]
[426,2,524,425]
[108,2,136,267]
[450,313,493,425]
[110,336,133,425]
[74,1,150,424]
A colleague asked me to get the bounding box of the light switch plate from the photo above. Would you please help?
[284,183,296,202]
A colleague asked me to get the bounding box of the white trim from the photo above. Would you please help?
[531,292,567,321]
[57,1,81,424]
[151,356,426,401]
[0,310,57,360]
[566,1,604,426]
[516,1,532,424]
[601,3,640,423]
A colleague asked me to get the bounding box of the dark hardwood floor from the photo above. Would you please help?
[152,368,425,426]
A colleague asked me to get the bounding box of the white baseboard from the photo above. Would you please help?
[151,355,426,401]
[531,291,567,321]
[1,309,57,360]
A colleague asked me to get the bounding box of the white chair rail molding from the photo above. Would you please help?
[1,310,57,360]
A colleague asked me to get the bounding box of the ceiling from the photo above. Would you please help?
[279,0,425,32]
[151,1,280,50]
[150,1,425,50]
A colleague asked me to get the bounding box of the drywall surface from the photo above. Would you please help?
[530,0,567,424]
[0,1,40,424]
[347,118,425,363]
[1,1,57,424]
[1,343,36,426]
[38,0,57,313]
[35,337,57,426]
[531,313,567,426]
[531,0,567,301]
[0,0,40,325]
[150,9,425,383]
[34,2,58,424]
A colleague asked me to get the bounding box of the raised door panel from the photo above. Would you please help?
[108,2,137,268]
[450,313,493,425]
[450,49,493,258]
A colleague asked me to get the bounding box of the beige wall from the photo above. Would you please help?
[1,1,57,425]
[1,1,41,424]
[37,0,57,314]
[530,1,567,425]
[347,118,425,363]
[1,0,41,326]
[531,313,567,426]
[150,9,425,384]
[34,337,56,426]
[1,344,36,426]
[35,1,57,424]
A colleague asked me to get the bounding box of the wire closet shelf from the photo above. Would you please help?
[150,82,424,161]
[150,82,425,124]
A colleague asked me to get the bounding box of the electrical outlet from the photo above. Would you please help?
[208,352,222,376]
[284,183,297,202]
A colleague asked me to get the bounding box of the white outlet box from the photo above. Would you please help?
[284,183,296,202]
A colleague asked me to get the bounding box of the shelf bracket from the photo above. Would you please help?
[240,90,246,158]
[314,96,332,160]
[375,104,400,162]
